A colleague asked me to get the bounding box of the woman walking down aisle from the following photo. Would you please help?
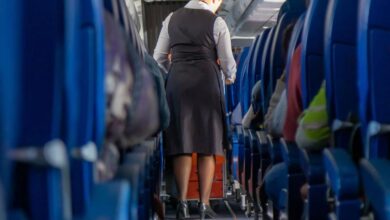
[154,0,236,219]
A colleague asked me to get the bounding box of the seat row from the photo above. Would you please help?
[0,0,167,219]
[227,0,390,219]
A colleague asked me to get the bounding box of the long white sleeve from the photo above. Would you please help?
[153,13,173,72]
[214,17,237,81]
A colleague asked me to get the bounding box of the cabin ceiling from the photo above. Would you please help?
[129,0,285,47]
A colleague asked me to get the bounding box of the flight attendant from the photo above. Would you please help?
[154,0,236,218]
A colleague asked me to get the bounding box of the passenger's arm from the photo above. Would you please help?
[153,13,173,72]
[242,105,255,129]
[264,73,286,134]
[270,89,288,137]
[214,17,237,82]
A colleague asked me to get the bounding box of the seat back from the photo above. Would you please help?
[10,1,66,219]
[65,0,105,217]
[0,0,22,207]
[252,29,271,114]
[269,0,306,100]
[358,0,390,159]
[229,47,250,115]
[285,13,305,84]
[260,27,275,112]
[301,0,329,108]
[240,36,261,114]
[324,0,359,149]
[254,29,271,83]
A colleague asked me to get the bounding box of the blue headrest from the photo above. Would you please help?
[260,27,275,112]
[285,13,305,84]
[287,0,307,13]
[300,0,329,108]
[278,2,290,21]
[278,0,306,22]
[324,0,359,124]
[357,0,390,158]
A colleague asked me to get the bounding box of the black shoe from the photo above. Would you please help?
[199,202,217,219]
[176,200,190,219]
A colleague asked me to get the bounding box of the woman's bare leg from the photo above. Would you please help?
[173,154,192,201]
[197,154,216,204]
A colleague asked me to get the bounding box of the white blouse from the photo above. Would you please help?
[153,0,237,81]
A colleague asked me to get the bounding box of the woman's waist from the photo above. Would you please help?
[171,45,217,62]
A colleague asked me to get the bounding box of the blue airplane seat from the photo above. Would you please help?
[323,149,360,219]
[263,2,307,218]
[267,14,305,167]
[4,1,74,219]
[239,129,252,188]
[241,32,269,194]
[240,36,260,115]
[247,131,267,203]
[241,31,269,117]
[357,0,390,218]
[360,159,390,220]
[0,183,5,219]
[295,0,330,219]
[267,138,284,165]
[253,29,271,83]
[232,125,244,181]
[279,140,305,219]
[324,0,359,148]
[285,13,305,85]
[322,0,361,219]
[0,0,22,203]
[300,0,328,108]
[269,6,305,104]
[277,1,290,21]
[84,181,130,220]
[238,127,247,185]
[64,0,105,217]
[230,47,250,113]
[246,30,270,128]
[260,27,275,113]
[243,130,261,195]
[254,132,273,211]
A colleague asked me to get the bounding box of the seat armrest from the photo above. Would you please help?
[323,148,359,200]
[360,159,390,219]
[280,140,302,173]
[298,148,325,184]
